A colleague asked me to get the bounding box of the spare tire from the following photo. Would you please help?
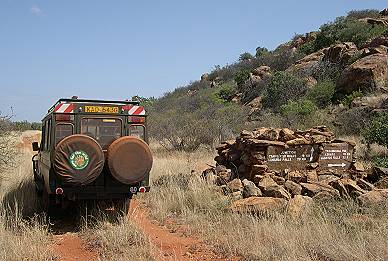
[107,137,153,184]
[54,134,104,186]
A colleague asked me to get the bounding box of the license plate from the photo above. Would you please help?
[84,106,119,113]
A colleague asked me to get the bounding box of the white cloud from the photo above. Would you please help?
[30,5,43,16]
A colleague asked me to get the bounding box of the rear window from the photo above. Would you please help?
[81,118,122,149]
[55,124,73,145]
[129,125,145,140]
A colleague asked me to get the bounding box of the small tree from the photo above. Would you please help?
[255,47,269,57]
[0,113,17,175]
[239,52,253,61]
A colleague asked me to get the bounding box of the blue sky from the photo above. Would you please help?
[0,1,387,121]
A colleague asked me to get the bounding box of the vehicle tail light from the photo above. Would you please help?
[56,114,74,122]
[128,116,145,123]
[138,187,146,193]
[55,187,64,195]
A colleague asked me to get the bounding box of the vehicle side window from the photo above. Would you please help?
[129,125,145,140]
[41,121,46,149]
[55,124,73,145]
[46,119,52,150]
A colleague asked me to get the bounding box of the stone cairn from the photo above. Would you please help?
[202,126,388,216]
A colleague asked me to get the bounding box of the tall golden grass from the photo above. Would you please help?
[0,131,56,260]
[144,145,388,260]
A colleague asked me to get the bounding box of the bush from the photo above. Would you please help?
[255,47,269,58]
[307,80,336,108]
[234,70,250,86]
[372,156,388,168]
[263,72,308,110]
[239,52,254,61]
[347,9,381,19]
[335,107,371,135]
[312,15,387,52]
[341,90,363,107]
[280,99,317,117]
[216,82,237,102]
[362,112,388,148]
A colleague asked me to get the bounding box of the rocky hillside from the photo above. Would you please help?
[147,9,388,151]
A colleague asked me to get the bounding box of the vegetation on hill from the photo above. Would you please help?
[145,9,388,152]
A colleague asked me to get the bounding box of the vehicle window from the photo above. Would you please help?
[46,119,52,150]
[81,118,122,149]
[41,121,46,150]
[55,124,73,145]
[129,125,145,140]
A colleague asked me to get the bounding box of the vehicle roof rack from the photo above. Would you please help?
[48,98,140,113]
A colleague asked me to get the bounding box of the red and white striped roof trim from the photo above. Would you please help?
[123,105,146,115]
[54,103,74,113]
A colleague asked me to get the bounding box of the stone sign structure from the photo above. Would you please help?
[318,143,353,170]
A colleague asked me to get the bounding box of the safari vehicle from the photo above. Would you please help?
[32,97,153,215]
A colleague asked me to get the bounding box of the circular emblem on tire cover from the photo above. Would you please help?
[69,151,90,170]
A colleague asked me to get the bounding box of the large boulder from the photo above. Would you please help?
[287,195,313,219]
[285,180,302,196]
[286,48,328,76]
[242,179,262,197]
[300,182,339,197]
[227,179,243,193]
[337,54,388,94]
[230,197,288,214]
[357,189,388,206]
[323,42,358,64]
[263,185,291,200]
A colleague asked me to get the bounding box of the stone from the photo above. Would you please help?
[300,182,340,197]
[318,174,340,184]
[230,197,288,214]
[287,195,313,219]
[329,179,350,198]
[263,185,291,200]
[247,96,263,110]
[375,177,388,189]
[216,168,233,185]
[279,128,295,142]
[257,175,278,191]
[251,164,268,175]
[306,170,318,182]
[253,175,264,185]
[357,189,388,206]
[337,54,388,94]
[272,175,286,185]
[286,138,310,146]
[285,180,302,196]
[251,66,271,78]
[255,128,280,141]
[287,171,306,183]
[367,167,388,183]
[200,73,209,82]
[323,42,358,64]
[340,178,366,196]
[357,179,375,191]
[227,179,243,193]
[242,179,262,198]
[352,162,365,172]
[312,190,339,201]
[231,191,243,200]
[246,139,287,147]
[287,48,328,76]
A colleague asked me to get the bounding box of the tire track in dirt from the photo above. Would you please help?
[129,199,240,261]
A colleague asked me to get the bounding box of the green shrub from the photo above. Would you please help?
[307,80,335,108]
[280,99,317,117]
[341,90,363,107]
[239,52,254,61]
[234,70,250,86]
[263,72,307,110]
[216,82,237,102]
[362,112,388,148]
[347,9,381,19]
[313,16,386,51]
[255,47,269,58]
[372,156,388,168]
[298,41,315,55]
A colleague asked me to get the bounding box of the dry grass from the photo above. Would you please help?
[0,131,56,261]
[81,217,154,261]
[144,145,388,261]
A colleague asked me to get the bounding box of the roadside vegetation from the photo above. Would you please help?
[143,144,388,260]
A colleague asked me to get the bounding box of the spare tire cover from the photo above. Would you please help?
[107,136,153,184]
[54,134,104,186]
